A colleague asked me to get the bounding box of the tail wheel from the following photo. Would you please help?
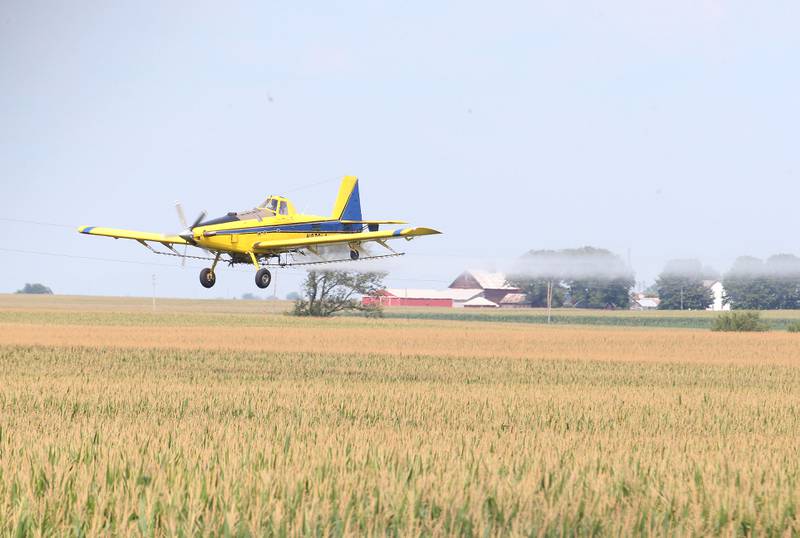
[350,249,360,260]
[199,268,216,288]
[255,268,272,289]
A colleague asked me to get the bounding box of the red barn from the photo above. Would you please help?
[362,289,453,308]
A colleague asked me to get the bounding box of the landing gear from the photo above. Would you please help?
[350,249,360,260]
[255,268,272,289]
[199,253,221,289]
[199,268,216,288]
[248,252,272,289]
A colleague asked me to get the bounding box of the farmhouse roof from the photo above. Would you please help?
[499,293,528,305]
[450,270,518,291]
[636,297,660,309]
[463,296,499,308]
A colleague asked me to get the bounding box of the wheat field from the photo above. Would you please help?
[2,295,800,536]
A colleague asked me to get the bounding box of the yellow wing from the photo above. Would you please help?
[77,226,188,246]
[252,227,440,253]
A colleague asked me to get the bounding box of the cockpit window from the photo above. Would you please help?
[262,198,279,212]
[278,201,288,215]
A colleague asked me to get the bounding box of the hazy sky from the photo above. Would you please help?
[1,1,798,298]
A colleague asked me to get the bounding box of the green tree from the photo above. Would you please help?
[293,270,386,317]
[711,311,769,332]
[764,254,800,309]
[723,257,765,309]
[508,250,566,307]
[656,259,715,310]
[723,256,800,310]
[512,247,634,309]
[568,276,634,309]
[562,247,633,309]
[15,283,53,295]
[511,279,567,308]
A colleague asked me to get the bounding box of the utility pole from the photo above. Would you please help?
[546,280,553,324]
[680,286,684,311]
[151,274,156,313]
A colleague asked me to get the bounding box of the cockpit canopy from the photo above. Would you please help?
[259,195,296,216]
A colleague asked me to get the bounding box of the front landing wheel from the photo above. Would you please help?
[255,268,272,289]
[199,268,216,288]
[350,249,360,260]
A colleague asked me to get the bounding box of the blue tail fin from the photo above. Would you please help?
[331,176,362,221]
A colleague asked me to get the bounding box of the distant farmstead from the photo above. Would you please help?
[449,270,521,305]
[362,289,453,308]
[499,293,530,308]
[363,270,526,309]
[704,280,731,311]
[463,296,500,308]
[631,295,660,310]
[362,288,483,308]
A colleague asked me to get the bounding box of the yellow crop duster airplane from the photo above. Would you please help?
[78,176,440,289]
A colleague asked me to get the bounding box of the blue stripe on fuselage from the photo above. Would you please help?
[210,220,359,236]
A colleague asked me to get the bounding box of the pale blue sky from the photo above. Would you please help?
[1,1,798,298]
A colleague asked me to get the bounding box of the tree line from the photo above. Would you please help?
[290,249,800,316]
[656,254,800,310]
[508,247,634,309]
[509,249,800,310]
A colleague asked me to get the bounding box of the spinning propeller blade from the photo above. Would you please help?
[176,202,206,230]
[175,201,188,229]
[175,202,207,262]
[191,211,207,230]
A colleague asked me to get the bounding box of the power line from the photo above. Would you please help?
[0,247,193,269]
[0,218,75,229]
[0,246,451,283]
[283,176,342,194]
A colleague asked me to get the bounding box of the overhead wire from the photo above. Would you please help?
[0,217,75,229]
[283,176,342,194]
[0,247,194,269]
[0,246,451,284]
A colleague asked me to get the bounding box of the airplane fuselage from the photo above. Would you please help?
[192,213,362,255]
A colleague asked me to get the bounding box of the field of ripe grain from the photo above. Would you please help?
[379,305,800,329]
[3,295,800,536]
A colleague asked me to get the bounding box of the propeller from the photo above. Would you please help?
[190,210,207,229]
[175,201,207,266]
[175,202,188,229]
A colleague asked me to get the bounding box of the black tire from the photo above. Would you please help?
[255,268,272,289]
[350,249,360,260]
[199,268,216,288]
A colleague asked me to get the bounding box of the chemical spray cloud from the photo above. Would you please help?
[507,248,634,281]
[658,259,718,279]
[726,254,800,277]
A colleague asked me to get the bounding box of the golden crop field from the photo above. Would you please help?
[2,295,800,536]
